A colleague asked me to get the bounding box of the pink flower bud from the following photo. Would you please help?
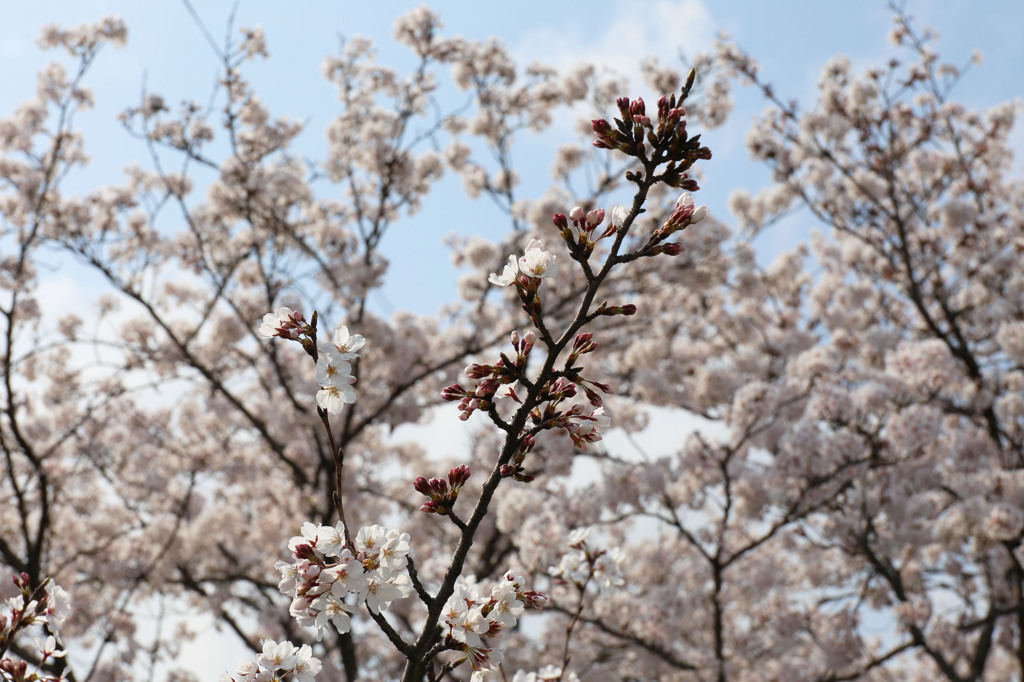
[661,243,685,256]
[292,544,317,561]
[465,363,492,379]
[519,590,547,609]
[519,433,535,454]
[449,464,471,488]
[691,205,709,224]
[548,377,577,399]
[586,209,605,228]
[552,213,568,230]
[591,120,616,149]
[477,378,500,397]
[569,206,585,222]
[441,384,466,401]
[573,332,597,354]
[413,476,432,496]
[429,477,449,496]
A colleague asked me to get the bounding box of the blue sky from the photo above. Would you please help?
[2,1,1022,316]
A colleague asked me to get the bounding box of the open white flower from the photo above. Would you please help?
[316,352,352,388]
[488,254,520,286]
[258,639,298,670]
[316,383,356,414]
[518,239,558,279]
[330,325,365,358]
[292,644,322,682]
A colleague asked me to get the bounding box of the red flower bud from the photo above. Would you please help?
[441,384,466,401]
[429,477,449,496]
[449,464,471,489]
[465,363,492,379]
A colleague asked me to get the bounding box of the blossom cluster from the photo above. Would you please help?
[440,572,545,679]
[1,574,71,682]
[549,528,625,593]
[551,205,620,260]
[488,239,560,287]
[590,79,711,188]
[313,325,363,415]
[414,464,471,514]
[442,330,536,420]
[258,308,364,415]
[275,522,412,639]
[219,640,321,682]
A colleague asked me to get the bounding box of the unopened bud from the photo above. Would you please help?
[569,206,585,223]
[690,205,709,224]
[449,464,471,489]
[293,544,318,561]
[465,363,492,379]
[477,377,501,397]
[521,331,536,355]
[586,208,605,228]
[518,590,547,609]
[661,243,685,256]
[429,477,449,496]
[601,303,638,316]
[413,476,432,496]
[519,433,535,454]
[441,384,466,401]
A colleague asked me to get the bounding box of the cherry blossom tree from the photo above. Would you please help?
[2,3,1022,681]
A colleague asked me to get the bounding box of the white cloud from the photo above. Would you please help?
[511,0,716,91]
